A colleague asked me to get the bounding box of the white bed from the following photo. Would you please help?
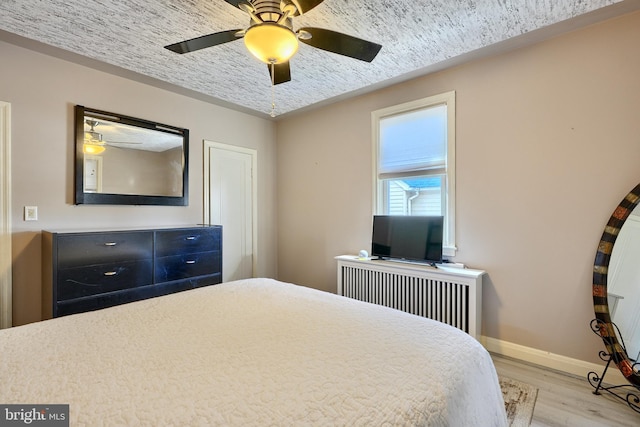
[1,278,507,426]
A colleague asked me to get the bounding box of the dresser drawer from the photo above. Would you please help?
[55,281,195,317]
[155,251,221,282]
[57,232,153,268]
[155,227,221,257]
[57,260,153,301]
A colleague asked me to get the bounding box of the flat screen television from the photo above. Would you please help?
[371,215,443,264]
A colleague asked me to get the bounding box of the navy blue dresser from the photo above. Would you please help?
[42,225,222,318]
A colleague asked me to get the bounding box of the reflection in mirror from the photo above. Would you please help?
[82,117,184,197]
[608,204,640,363]
[75,106,189,206]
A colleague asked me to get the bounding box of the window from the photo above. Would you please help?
[372,91,456,256]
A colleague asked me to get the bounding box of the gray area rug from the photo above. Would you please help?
[500,377,538,426]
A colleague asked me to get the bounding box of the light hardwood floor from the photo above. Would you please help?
[492,354,640,426]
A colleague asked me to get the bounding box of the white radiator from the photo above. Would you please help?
[336,256,484,339]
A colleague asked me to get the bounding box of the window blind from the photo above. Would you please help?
[379,104,447,178]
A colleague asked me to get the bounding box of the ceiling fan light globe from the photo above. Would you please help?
[83,143,106,155]
[244,23,298,64]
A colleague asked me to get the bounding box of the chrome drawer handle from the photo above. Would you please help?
[185,260,196,264]
[185,236,196,240]
[104,242,117,246]
[103,271,118,276]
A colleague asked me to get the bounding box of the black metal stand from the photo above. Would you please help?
[588,319,640,413]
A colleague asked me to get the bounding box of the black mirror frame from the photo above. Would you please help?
[593,182,640,388]
[74,105,189,206]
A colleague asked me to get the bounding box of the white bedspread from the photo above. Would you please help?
[1,278,507,426]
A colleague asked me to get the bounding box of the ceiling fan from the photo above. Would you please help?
[84,120,141,154]
[164,0,382,85]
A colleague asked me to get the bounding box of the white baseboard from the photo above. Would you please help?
[482,336,628,385]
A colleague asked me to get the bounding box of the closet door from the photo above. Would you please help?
[204,141,256,282]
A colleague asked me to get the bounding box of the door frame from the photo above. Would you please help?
[203,140,258,278]
[0,101,12,329]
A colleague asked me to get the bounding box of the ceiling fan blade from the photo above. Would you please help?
[165,29,243,54]
[268,62,292,85]
[298,27,381,62]
[290,0,325,16]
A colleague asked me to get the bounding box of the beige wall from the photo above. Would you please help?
[276,11,640,363]
[1,40,278,326]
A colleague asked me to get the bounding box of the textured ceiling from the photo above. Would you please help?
[0,0,634,118]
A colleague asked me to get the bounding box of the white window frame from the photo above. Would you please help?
[371,91,456,257]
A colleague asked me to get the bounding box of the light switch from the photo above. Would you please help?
[24,206,38,221]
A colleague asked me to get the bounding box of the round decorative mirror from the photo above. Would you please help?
[591,182,640,405]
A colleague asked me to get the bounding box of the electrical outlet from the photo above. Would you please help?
[24,206,38,221]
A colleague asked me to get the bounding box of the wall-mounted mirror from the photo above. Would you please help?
[74,105,189,205]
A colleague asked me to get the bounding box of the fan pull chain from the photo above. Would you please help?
[270,61,276,117]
